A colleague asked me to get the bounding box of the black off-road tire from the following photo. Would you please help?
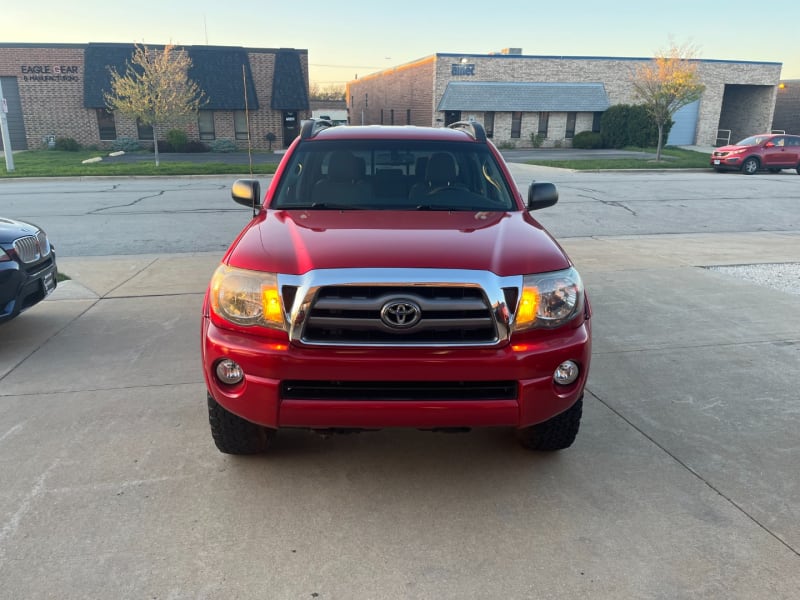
[207,393,276,454]
[741,157,760,175]
[516,396,583,451]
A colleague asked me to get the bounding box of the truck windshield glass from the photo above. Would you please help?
[270,140,517,211]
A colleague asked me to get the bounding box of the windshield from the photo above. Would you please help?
[734,135,769,146]
[270,139,517,211]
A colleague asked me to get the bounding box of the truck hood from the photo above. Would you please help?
[224,210,571,277]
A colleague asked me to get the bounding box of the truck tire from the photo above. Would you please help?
[516,396,583,451]
[207,393,276,454]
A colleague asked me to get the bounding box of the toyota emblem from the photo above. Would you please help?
[380,299,422,329]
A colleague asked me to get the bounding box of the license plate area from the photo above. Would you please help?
[43,272,56,296]
[713,159,721,165]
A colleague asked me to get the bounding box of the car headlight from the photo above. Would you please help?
[209,265,285,330]
[729,148,746,155]
[514,267,584,331]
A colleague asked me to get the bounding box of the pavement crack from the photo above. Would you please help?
[588,389,800,559]
[103,257,160,297]
[89,190,165,214]
[0,380,204,399]
[0,301,99,387]
[599,199,637,216]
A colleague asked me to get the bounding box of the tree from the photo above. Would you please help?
[631,42,705,161]
[105,44,205,166]
[308,82,346,101]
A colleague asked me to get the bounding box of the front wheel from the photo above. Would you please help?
[516,396,583,451]
[207,393,276,454]
[741,157,760,175]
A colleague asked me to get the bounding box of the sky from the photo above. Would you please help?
[2,0,797,85]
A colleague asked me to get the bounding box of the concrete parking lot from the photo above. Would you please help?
[0,168,799,598]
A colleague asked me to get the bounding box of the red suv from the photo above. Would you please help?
[201,121,592,454]
[711,133,800,174]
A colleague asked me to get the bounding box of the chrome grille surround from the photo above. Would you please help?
[13,232,50,264]
[278,268,522,348]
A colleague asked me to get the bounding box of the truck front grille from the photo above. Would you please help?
[302,285,497,344]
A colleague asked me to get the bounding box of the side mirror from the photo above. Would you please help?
[527,181,558,211]
[231,179,262,210]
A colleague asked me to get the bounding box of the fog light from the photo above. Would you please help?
[216,359,244,385]
[553,360,579,385]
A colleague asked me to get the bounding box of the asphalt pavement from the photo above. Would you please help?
[74,145,695,166]
[0,163,798,597]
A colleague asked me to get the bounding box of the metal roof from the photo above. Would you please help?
[437,82,610,112]
[83,43,261,110]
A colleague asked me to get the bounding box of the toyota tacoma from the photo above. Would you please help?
[201,121,591,454]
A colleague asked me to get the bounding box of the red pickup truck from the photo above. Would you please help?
[201,121,591,454]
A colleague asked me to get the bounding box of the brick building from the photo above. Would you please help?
[0,43,309,151]
[772,80,800,135]
[346,49,783,148]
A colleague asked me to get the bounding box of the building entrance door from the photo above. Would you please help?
[282,111,299,147]
[444,111,461,126]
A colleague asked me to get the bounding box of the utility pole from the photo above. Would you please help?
[0,79,15,172]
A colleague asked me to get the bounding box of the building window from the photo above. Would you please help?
[96,109,117,140]
[484,112,495,138]
[538,112,549,137]
[511,112,522,138]
[198,111,215,141]
[407,109,411,125]
[234,111,249,140]
[592,112,602,133]
[380,109,384,124]
[136,118,153,141]
[566,112,577,139]
[390,109,394,125]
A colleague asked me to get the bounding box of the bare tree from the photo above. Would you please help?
[308,82,346,101]
[631,42,705,161]
[105,44,205,166]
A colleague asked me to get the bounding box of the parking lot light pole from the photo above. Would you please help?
[0,79,15,172]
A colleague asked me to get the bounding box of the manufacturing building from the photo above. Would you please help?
[346,49,783,147]
[772,80,800,135]
[0,43,309,151]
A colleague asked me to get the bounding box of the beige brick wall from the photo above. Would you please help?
[0,46,95,149]
[347,57,435,127]
[349,54,781,147]
[0,45,309,151]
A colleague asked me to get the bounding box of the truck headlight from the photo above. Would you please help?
[513,267,584,331]
[209,265,285,330]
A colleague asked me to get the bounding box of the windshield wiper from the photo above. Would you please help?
[307,202,363,210]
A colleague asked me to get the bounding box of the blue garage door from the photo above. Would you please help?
[667,99,699,146]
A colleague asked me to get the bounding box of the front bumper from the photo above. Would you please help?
[0,253,58,323]
[202,318,591,430]
[710,155,741,170]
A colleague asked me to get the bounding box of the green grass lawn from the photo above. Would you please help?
[0,150,278,178]
[526,147,710,170]
[2,147,711,178]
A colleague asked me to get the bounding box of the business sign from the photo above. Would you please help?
[451,63,475,76]
[21,65,80,82]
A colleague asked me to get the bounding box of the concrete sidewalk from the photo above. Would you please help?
[1,233,799,598]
